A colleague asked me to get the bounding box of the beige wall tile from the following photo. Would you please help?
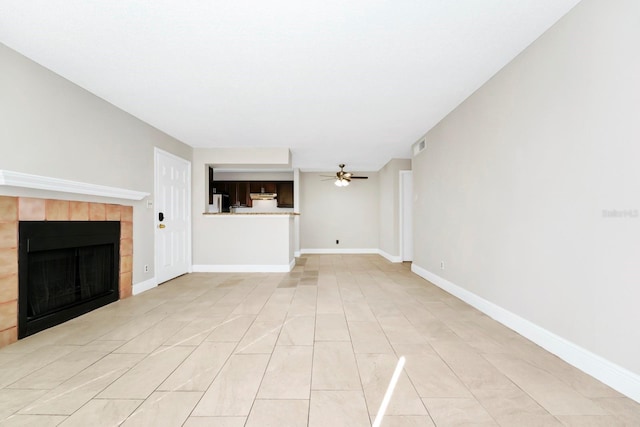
[0,300,17,330]
[0,222,17,249]
[0,197,18,221]
[19,198,45,220]
[0,327,17,348]
[121,205,133,222]
[89,203,106,220]
[120,238,133,256]
[0,248,18,277]
[120,255,133,274]
[120,272,132,299]
[106,204,122,220]
[45,199,69,220]
[121,221,133,240]
[69,201,89,220]
[0,275,18,303]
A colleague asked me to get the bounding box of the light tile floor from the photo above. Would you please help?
[1,254,639,426]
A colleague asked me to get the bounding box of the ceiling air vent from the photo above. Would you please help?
[412,137,426,156]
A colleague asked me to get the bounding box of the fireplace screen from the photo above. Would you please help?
[19,221,120,338]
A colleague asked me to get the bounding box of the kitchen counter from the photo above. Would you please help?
[202,212,299,215]
[194,213,297,272]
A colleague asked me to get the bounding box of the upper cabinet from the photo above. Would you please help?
[249,181,277,194]
[276,181,294,208]
[211,180,251,206]
[211,179,294,208]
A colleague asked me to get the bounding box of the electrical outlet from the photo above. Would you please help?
[336,239,339,244]
[144,264,149,273]
[440,261,445,270]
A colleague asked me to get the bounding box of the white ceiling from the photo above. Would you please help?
[0,0,581,171]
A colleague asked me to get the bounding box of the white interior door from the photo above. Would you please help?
[155,148,191,284]
[400,171,413,262]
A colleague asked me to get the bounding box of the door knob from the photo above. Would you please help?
[159,212,164,221]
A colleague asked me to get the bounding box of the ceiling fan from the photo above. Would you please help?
[322,164,369,187]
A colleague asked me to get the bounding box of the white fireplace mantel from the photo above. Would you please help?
[0,169,149,201]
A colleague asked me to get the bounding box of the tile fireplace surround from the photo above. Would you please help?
[0,196,133,349]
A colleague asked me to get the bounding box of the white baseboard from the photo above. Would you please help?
[132,277,157,295]
[378,249,402,263]
[299,248,402,263]
[193,262,294,273]
[300,248,379,255]
[411,263,640,404]
[294,251,301,258]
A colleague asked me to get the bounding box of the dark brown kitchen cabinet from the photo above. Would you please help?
[211,181,228,195]
[210,180,229,204]
[249,181,277,193]
[232,182,250,206]
[210,179,294,208]
[276,181,294,208]
[213,181,250,206]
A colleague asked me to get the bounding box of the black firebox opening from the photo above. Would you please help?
[18,221,120,338]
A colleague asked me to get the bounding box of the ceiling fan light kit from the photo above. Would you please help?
[323,164,368,187]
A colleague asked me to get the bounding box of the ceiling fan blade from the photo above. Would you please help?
[319,164,366,184]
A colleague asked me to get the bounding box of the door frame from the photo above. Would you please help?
[154,147,192,284]
[398,170,413,262]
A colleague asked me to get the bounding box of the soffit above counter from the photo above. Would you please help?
[194,147,292,169]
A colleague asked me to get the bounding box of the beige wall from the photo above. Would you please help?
[378,159,411,258]
[299,172,379,250]
[413,0,640,377]
[206,147,291,169]
[0,43,192,285]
